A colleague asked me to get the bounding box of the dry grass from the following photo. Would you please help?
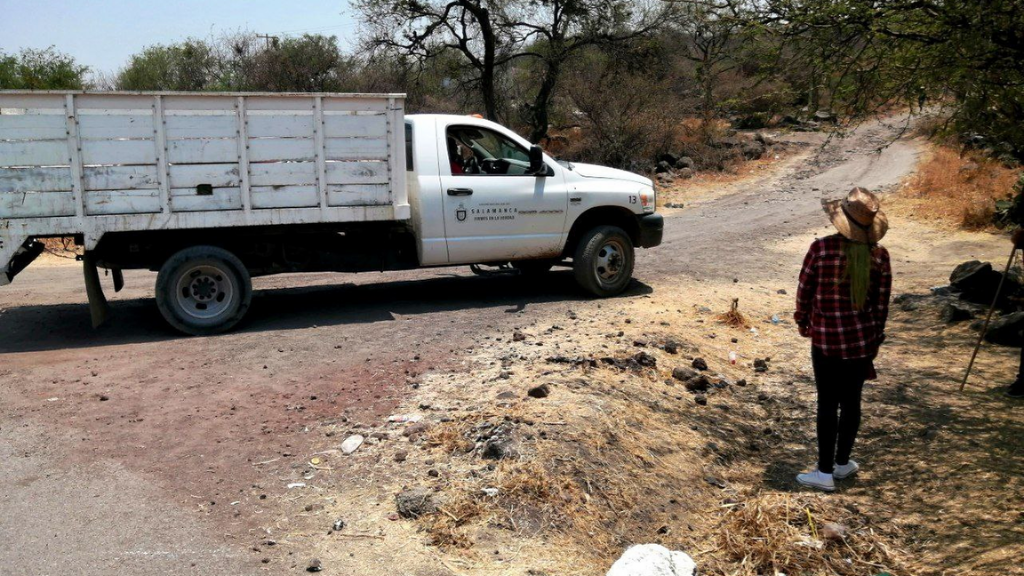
[710,492,908,576]
[717,298,750,329]
[894,145,1021,229]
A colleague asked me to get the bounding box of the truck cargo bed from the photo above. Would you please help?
[0,91,408,284]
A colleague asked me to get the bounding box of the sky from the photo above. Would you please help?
[0,0,360,76]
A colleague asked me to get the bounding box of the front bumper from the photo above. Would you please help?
[637,213,663,248]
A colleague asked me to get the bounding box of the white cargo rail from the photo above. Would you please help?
[0,91,409,285]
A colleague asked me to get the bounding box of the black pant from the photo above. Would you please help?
[811,347,869,474]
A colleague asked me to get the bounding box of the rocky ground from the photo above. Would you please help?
[1,116,1022,575]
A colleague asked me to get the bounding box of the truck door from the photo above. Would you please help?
[440,124,568,264]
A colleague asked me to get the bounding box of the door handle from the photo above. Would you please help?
[447,188,473,196]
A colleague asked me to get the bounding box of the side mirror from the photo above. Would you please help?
[528,145,547,176]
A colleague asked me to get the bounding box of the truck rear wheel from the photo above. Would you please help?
[156,246,252,336]
[573,226,635,297]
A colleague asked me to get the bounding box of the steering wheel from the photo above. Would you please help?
[480,158,501,174]
[463,155,480,174]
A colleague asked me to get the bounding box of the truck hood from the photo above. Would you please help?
[570,163,652,187]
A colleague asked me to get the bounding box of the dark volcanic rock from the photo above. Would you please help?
[527,384,551,398]
[691,357,708,371]
[940,302,976,323]
[981,312,1024,346]
[633,351,657,367]
[685,375,711,392]
[672,366,698,381]
[396,488,441,518]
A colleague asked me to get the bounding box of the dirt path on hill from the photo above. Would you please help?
[0,116,950,575]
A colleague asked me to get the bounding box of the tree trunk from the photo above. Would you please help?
[528,59,562,143]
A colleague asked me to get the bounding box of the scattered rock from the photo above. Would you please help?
[332,519,345,531]
[606,544,697,576]
[951,260,1020,306]
[655,160,672,173]
[981,312,1024,346]
[341,435,364,455]
[691,358,708,371]
[777,289,788,295]
[513,331,527,342]
[735,379,747,387]
[820,522,847,542]
[403,422,432,437]
[99,395,109,402]
[546,355,598,368]
[753,358,769,373]
[694,394,708,406]
[394,451,408,462]
[396,488,441,519]
[307,559,323,572]
[664,202,685,209]
[483,434,519,460]
[663,340,681,354]
[940,302,975,323]
[633,351,657,367]
[685,375,710,393]
[496,391,517,400]
[527,384,551,399]
[672,366,698,381]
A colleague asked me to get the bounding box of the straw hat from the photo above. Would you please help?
[822,187,888,244]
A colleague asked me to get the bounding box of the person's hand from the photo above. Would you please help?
[1012,228,1024,249]
[798,323,812,338]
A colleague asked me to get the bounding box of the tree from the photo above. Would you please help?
[225,34,357,92]
[0,47,89,89]
[354,0,674,142]
[743,0,1024,159]
[116,39,221,91]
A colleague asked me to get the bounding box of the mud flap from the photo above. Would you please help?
[4,240,45,284]
[82,253,110,328]
[112,268,124,293]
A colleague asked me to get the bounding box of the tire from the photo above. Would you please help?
[573,226,635,297]
[512,259,555,276]
[155,245,252,336]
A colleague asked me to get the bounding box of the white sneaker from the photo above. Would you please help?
[833,460,859,480]
[796,469,835,492]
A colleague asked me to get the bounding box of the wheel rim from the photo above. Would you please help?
[594,239,626,284]
[175,264,235,321]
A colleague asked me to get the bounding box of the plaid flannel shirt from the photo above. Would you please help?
[794,235,892,359]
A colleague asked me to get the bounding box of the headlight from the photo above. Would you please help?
[639,187,655,213]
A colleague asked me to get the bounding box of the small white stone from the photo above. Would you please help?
[606,544,696,576]
[341,434,365,455]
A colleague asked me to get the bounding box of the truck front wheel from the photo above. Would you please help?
[156,246,252,336]
[573,226,635,297]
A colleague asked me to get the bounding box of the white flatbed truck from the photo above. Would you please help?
[0,91,662,335]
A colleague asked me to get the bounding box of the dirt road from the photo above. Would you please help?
[0,117,931,574]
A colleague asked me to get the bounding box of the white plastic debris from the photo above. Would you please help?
[481,488,499,497]
[606,544,696,576]
[341,434,364,455]
[287,482,307,489]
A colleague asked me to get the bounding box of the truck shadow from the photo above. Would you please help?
[0,270,652,354]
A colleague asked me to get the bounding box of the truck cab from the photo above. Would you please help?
[406,114,662,296]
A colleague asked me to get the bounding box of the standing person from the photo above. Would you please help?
[1007,228,1024,399]
[794,187,893,492]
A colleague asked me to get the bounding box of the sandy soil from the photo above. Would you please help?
[1,115,1021,575]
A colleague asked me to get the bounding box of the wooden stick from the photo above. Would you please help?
[960,247,1018,392]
